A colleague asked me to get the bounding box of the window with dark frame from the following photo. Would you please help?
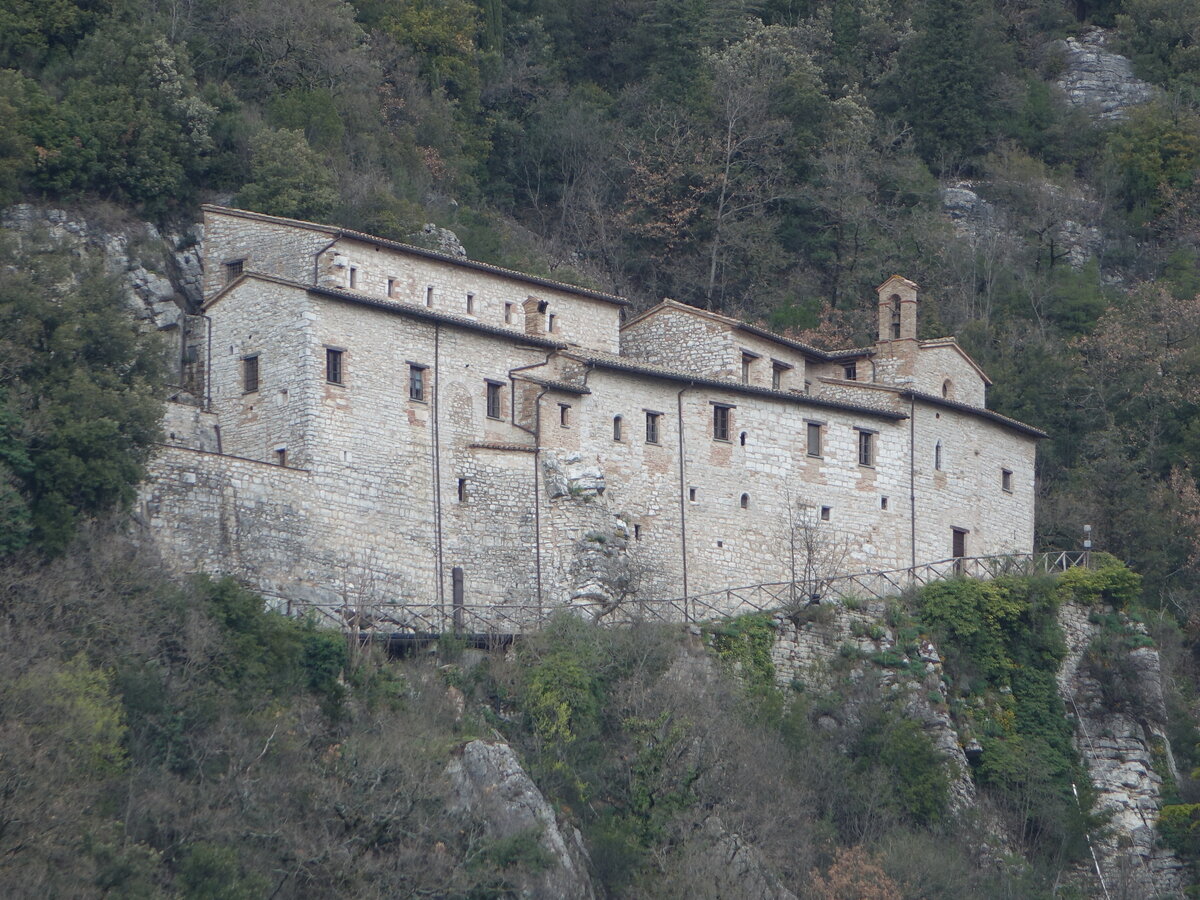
[1002,468,1013,492]
[857,429,874,467]
[772,362,789,390]
[741,353,754,384]
[326,348,344,385]
[548,313,556,332]
[425,286,434,307]
[348,267,358,289]
[224,259,244,283]
[645,411,661,444]
[486,381,502,419]
[458,478,467,502]
[559,403,571,427]
[466,293,474,314]
[821,505,831,521]
[613,415,623,441]
[409,364,426,401]
[713,404,731,441]
[843,362,857,381]
[806,421,822,457]
[387,278,395,297]
[242,355,259,393]
[689,487,697,502]
[740,493,749,509]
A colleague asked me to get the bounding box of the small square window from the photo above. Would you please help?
[409,364,426,401]
[326,348,344,385]
[225,259,244,283]
[242,355,259,393]
[1002,468,1013,493]
[820,506,831,521]
[806,422,822,458]
[713,405,731,441]
[486,381,503,419]
[645,412,661,444]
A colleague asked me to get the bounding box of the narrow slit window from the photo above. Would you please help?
[741,353,754,384]
[457,478,467,502]
[326,348,344,385]
[242,355,259,393]
[935,441,943,471]
[613,415,623,441]
[466,293,474,314]
[387,277,395,297]
[504,302,514,324]
[634,524,641,541]
[548,313,556,332]
[740,493,750,509]
[425,285,434,307]
[348,267,358,289]
[1002,468,1013,493]
[559,403,571,427]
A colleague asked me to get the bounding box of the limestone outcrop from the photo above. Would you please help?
[446,739,596,900]
[1050,27,1155,121]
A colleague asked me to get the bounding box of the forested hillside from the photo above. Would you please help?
[4,0,1200,896]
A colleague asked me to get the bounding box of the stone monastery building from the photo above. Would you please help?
[143,206,1044,627]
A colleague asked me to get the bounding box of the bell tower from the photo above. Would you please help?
[876,275,919,343]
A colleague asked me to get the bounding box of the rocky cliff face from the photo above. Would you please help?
[1050,27,1156,121]
[446,739,596,899]
[1057,603,1186,897]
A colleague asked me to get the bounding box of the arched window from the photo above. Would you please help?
[739,431,747,446]
[942,379,952,399]
[740,493,750,509]
[613,415,623,441]
[935,440,943,471]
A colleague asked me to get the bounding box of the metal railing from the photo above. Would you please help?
[272,550,1091,638]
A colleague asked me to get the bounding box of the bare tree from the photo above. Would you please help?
[782,490,850,615]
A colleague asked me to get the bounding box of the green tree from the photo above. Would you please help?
[235,127,339,220]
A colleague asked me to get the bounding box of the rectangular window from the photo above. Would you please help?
[634,524,641,541]
[645,411,661,444]
[486,380,502,419]
[713,404,731,442]
[559,403,571,427]
[504,302,514,324]
[224,259,244,283]
[843,362,857,381]
[409,364,426,401]
[689,487,697,502]
[387,278,395,297]
[425,286,434,307]
[741,353,754,384]
[613,416,623,442]
[806,421,822,458]
[858,429,874,467]
[348,267,358,289]
[772,362,790,390]
[326,348,344,385]
[466,293,474,314]
[1002,468,1013,493]
[458,478,467,502]
[548,313,556,333]
[242,355,259,393]
[821,505,831,521]
[275,447,287,466]
[881,496,889,510]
